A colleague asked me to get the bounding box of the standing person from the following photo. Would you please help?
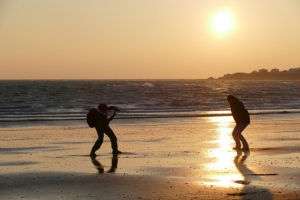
[90,103,122,156]
[227,95,250,151]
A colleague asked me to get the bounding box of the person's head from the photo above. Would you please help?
[227,95,237,105]
[98,103,108,112]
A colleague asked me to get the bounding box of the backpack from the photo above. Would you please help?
[87,108,98,128]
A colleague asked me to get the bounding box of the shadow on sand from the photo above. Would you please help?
[230,149,273,199]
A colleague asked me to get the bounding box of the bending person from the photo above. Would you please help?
[90,103,122,156]
[227,95,250,151]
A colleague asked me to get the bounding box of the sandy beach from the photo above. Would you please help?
[1,114,300,200]
[2,0,300,199]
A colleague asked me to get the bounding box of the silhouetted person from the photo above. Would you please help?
[227,95,250,151]
[90,103,122,156]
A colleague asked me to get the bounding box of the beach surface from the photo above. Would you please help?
[1,115,300,199]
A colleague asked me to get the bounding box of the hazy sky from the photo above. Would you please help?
[0,0,299,79]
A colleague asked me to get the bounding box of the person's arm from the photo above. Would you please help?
[231,103,244,124]
[107,109,116,122]
[108,106,120,111]
[237,102,249,123]
[107,106,115,111]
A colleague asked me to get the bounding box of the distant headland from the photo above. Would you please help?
[208,68,300,80]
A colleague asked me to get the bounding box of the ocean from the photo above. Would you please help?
[1,80,300,127]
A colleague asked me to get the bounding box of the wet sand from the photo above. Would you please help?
[1,116,300,199]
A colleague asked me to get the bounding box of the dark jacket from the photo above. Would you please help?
[230,98,250,125]
[95,107,115,127]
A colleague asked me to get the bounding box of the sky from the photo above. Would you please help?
[0,0,299,79]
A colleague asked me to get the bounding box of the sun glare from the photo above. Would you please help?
[213,12,233,33]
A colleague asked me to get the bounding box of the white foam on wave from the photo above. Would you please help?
[142,83,154,87]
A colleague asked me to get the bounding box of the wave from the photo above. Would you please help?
[1,80,300,125]
[0,109,299,122]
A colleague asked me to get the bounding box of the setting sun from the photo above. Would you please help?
[213,12,233,33]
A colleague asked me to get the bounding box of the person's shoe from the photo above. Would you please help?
[112,150,122,154]
[241,147,250,151]
[232,147,241,150]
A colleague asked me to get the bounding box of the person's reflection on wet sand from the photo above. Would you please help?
[232,149,273,199]
[108,154,118,173]
[90,154,118,174]
[90,156,104,173]
[234,149,250,166]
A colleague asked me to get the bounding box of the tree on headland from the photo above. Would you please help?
[214,68,300,80]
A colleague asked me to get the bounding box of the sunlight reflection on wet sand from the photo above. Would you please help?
[202,116,245,188]
[1,118,300,199]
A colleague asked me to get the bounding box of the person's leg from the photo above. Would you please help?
[232,124,241,149]
[104,126,119,153]
[90,126,104,156]
[235,124,249,150]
